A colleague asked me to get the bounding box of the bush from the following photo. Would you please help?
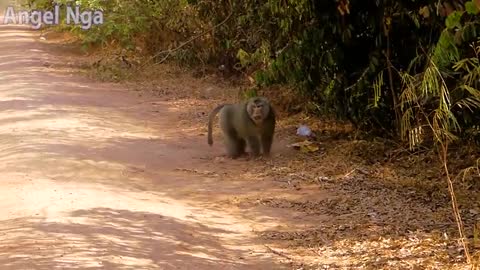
[28,0,480,143]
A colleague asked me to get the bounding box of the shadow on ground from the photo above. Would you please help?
[0,207,288,270]
[0,23,474,270]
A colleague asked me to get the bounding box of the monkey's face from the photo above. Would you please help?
[248,99,270,125]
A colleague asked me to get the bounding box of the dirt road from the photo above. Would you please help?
[0,24,300,269]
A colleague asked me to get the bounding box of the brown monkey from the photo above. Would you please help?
[208,97,276,158]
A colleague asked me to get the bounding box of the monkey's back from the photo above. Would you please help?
[219,102,256,138]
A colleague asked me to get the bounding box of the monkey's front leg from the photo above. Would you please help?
[261,133,274,157]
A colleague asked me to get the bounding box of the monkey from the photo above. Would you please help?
[207,96,276,159]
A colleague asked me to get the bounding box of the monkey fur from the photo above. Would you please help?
[207,97,276,158]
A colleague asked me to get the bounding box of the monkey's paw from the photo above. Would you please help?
[214,156,227,163]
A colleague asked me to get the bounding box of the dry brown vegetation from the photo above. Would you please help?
[37,28,480,269]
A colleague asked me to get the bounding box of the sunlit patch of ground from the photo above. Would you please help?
[99,49,480,270]
[0,24,293,269]
[6,18,479,269]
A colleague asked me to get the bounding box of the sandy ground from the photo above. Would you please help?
[0,24,321,269]
[2,16,479,270]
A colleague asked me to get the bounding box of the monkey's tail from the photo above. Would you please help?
[207,104,226,146]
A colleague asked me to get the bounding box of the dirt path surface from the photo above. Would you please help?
[3,17,478,270]
[0,24,315,269]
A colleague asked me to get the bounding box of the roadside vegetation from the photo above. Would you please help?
[20,0,480,268]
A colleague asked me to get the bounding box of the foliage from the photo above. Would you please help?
[398,0,480,149]
[27,0,480,143]
[25,0,480,264]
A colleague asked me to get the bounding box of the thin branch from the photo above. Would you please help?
[384,37,401,135]
[344,67,369,92]
[412,58,472,264]
[264,245,294,262]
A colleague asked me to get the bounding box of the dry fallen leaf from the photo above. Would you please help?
[419,6,430,18]
[288,140,320,153]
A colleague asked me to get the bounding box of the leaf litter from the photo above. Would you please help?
[83,59,480,269]
[170,106,480,269]
[241,132,480,269]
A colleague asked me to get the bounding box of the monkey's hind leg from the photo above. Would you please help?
[225,137,246,159]
[222,124,246,159]
[246,136,261,157]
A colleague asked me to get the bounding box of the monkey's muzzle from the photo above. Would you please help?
[253,115,262,121]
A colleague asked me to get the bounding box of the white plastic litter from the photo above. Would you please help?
[296,125,312,137]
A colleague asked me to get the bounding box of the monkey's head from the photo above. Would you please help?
[247,97,271,126]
